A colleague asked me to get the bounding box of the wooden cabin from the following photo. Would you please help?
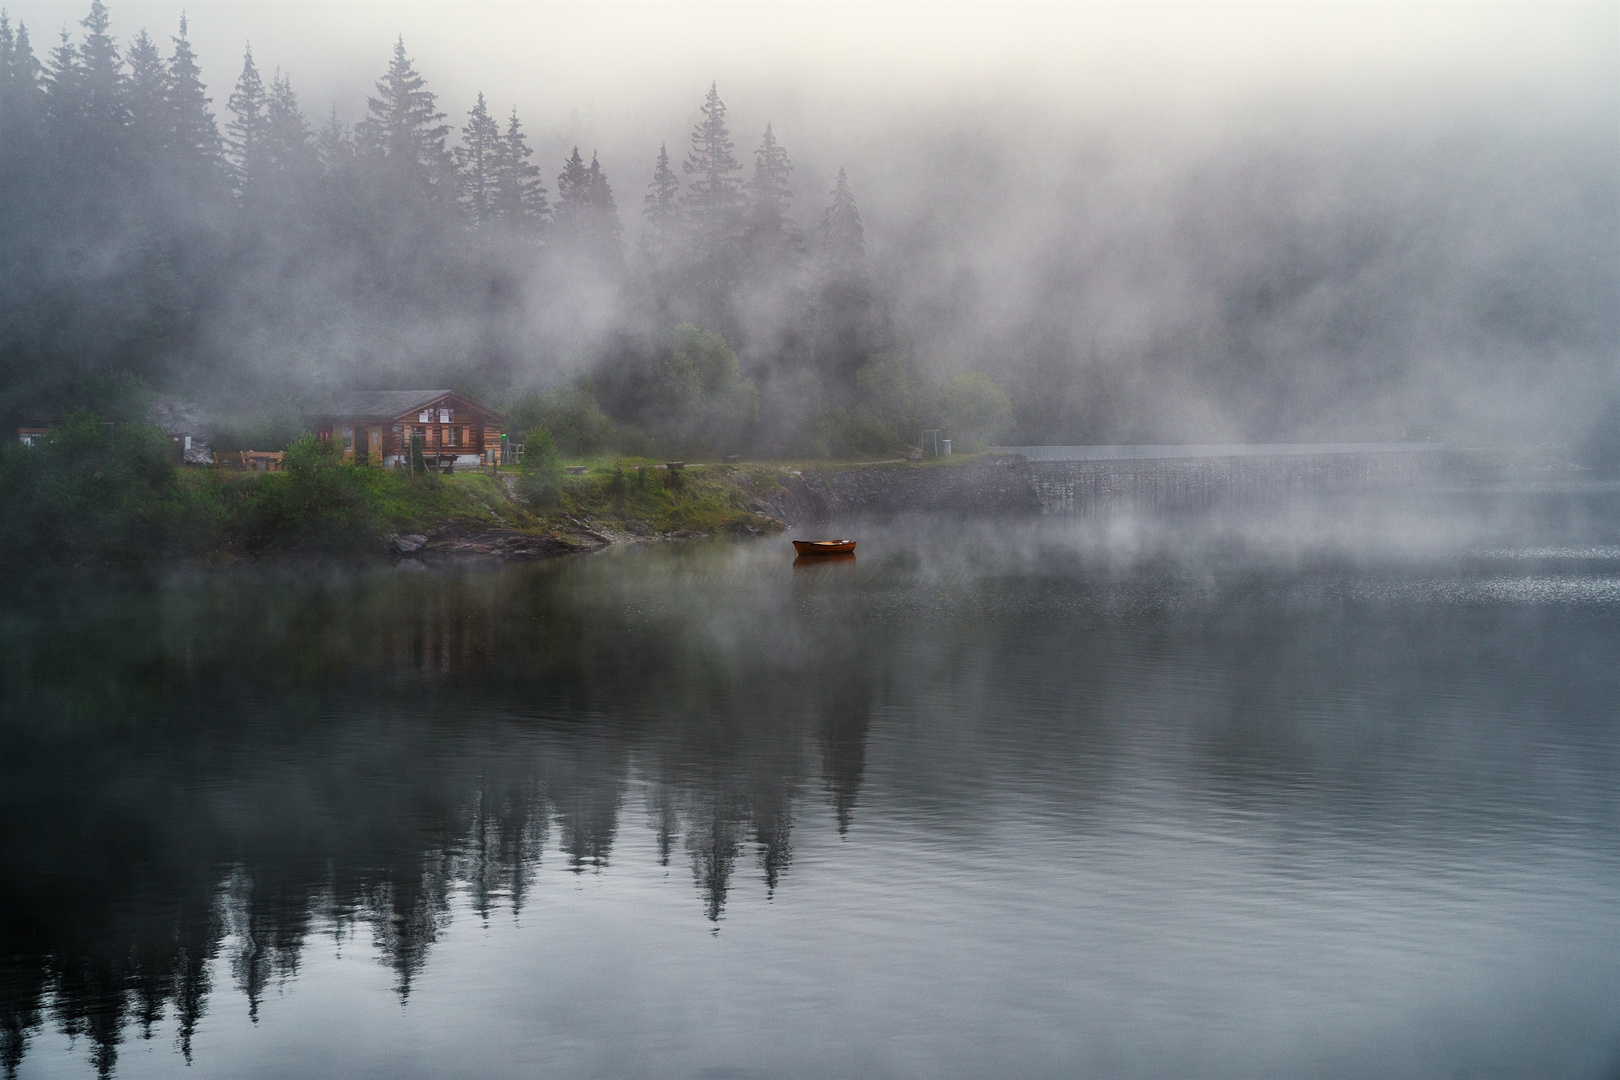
[311,391,505,470]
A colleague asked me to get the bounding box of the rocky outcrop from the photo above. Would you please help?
[390,533,429,556]
[406,527,591,561]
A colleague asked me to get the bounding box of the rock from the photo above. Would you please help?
[624,521,651,536]
[422,528,583,560]
[731,471,750,485]
[391,533,429,556]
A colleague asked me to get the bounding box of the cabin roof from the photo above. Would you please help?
[314,390,501,423]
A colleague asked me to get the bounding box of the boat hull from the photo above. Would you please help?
[792,539,857,556]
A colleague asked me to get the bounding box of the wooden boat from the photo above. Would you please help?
[792,539,857,556]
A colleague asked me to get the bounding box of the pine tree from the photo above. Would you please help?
[225,44,266,189]
[745,122,800,266]
[166,14,220,168]
[641,141,680,261]
[124,29,168,157]
[681,82,743,251]
[821,166,865,274]
[455,92,500,228]
[490,106,546,231]
[355,36,452,197]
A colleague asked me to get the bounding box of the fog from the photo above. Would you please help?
[1,1,1615,453]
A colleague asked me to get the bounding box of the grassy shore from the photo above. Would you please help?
[0,413,806,565]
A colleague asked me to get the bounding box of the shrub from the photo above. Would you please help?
[513,426,564,507]
[0,409,182,563]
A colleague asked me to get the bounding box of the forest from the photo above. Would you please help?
[0,2,1014,459]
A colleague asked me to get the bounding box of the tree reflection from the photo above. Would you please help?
[0,561,880,1076]
[2,548,1616,1078]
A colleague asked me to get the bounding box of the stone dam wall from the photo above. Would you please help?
[754,445,1444,522]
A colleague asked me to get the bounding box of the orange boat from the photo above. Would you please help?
[792,539,857,556]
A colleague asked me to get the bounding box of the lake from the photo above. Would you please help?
[3,485,1619,1079]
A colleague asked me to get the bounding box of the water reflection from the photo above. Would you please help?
[1,500,1618,1078]
[0,550,886,1077]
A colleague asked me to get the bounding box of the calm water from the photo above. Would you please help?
[3,488,1619,1079]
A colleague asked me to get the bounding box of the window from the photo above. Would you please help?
[438,408,453,424]
[448,427,459,447]
[419,409,431,423]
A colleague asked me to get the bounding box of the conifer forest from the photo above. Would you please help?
[2,2,1613,460]
[0,2,1010,458]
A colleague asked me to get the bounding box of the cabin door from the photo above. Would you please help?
[367,428,382,465]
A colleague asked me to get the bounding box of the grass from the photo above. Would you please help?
[537,460,779,535]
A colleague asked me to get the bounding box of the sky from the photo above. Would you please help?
[8,2,1613,187]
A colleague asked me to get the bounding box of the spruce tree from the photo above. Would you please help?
[681,82,743,251]
[815,167,873,401]
[355,36,452,197]
[821,166,865,274]
[43,26,81,130]
[490,106,546,231]
[124,29,168,158]
[166,15,220,168]
[556,144,589,223]
[586,151,622,257]
[0,14,44,136]
[641,141,680,261]
[225,44,266,190]
[745,122,800,266]
[75,0,125,133]
[261,69,317,184]
[315,106,354,172]
[555,146,621,267]
[455,92,500,228]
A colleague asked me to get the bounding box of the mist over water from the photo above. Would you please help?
[3,486,1619,1079]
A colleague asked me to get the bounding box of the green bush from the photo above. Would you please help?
[0,409,183,563]
[229,433,381,551]
[513,426,564,507]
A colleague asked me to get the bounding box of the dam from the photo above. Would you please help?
[997,442,1446,513]
[766,443,1446,520]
